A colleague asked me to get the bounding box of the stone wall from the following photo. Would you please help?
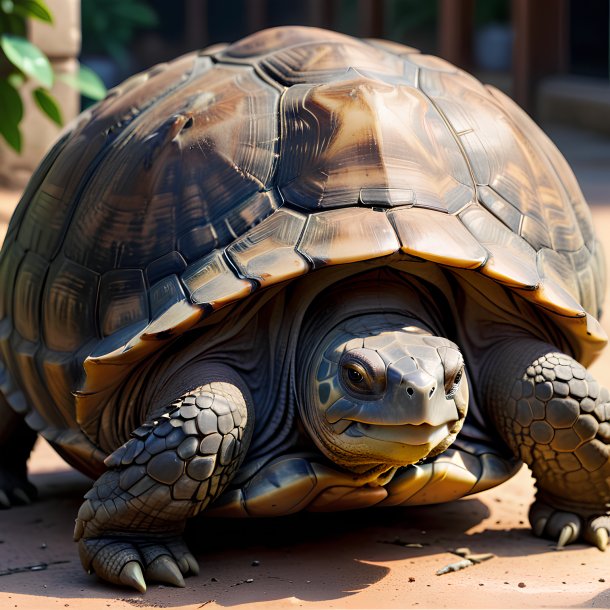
[0,0,81,188]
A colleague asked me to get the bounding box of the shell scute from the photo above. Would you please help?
[459,205,540,289]
[62,63,278,274]
[218,25,352,61]
[477,186,522,234]
[277,75,473,212]
[388,207,487,269]
[296,207,400,267]
[225,208,309,286]
[13,251,48,343]
[42,257,100,352]
[99,269,149,337]
[258,39,406,86]
[148,274,187,320]
[520,215,553,251]
[420,68,589,257]
[145,251,187,286]
[183,251,252,308]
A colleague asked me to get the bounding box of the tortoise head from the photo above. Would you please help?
[297,312,468,473]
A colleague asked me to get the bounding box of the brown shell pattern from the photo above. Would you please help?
[0,26,605,448]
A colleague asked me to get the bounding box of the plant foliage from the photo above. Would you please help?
[0,0,107,153]
[81,0,158,68]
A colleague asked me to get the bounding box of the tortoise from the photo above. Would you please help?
[0,25,609,593]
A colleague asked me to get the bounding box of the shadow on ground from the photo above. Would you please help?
[2,455,578,610]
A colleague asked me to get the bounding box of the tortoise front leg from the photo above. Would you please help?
[481,338,610,550]
[74,364,253,592]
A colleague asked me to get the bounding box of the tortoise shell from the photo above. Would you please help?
[0,26,605,473]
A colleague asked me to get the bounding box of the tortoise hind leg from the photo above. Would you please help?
[481,338,610,550]
[74,364,254,592]
[0,391,37,507]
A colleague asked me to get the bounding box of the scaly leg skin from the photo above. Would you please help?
[74,365,253,592]
[0,392,37,507]
[481,338,610,551]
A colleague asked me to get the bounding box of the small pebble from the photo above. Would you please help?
[599,578,606,583]
[251,560,260,567]
[211,577,218,582]
[40,543,47,549]
[246,578,254,584]
[408,577,415,583]
[518,582,526,588]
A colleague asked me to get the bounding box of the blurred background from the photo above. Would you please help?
[120,0,610,119]
[0,0,609,188]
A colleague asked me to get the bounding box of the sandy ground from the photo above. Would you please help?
[1,124,609,609]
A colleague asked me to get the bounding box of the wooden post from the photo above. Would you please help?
[438,0,474,70]
[309,0,338,29]
[358,0,384,38]
[512,0,569,111]
[246,0,268,35]
[185,0,208,50]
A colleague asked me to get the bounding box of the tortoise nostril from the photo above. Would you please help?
[429,386,436,398]
[406,387,414,396]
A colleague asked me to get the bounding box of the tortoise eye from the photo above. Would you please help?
[342,363,372,394]
[347,367,364,384]
[438,346,464,399]
[339,349,386,397]
[445,365,464,399]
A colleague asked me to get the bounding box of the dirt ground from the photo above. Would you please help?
[1,125,610,609]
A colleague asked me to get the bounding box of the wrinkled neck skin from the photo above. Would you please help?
[295,273,469,479]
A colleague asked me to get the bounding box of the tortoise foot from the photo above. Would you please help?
[529,498,610,551]
[0,396,37,508]
[0,465,37,508]
[78,535,199,592]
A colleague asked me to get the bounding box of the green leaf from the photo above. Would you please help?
[0,119,22,151]
[33,87,62,125]
[7,72,24,88]
[59,64,106,100]
[1,0,15,14]
[0,78,23,123]
[0,35,53,87]
[0,12,26,35]
[12,0,53,23]
[0,79,23,151]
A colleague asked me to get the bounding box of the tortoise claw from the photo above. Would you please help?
[556,524,577,549]
[594,528,608,552]
[145,556,185,588]
[184,552,200,576]
[0,489,10,508]
[533,517,547,538]
[12,488,31,504]
[120,561,146,594]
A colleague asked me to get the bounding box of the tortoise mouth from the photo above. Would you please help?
[337,420,454,446]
